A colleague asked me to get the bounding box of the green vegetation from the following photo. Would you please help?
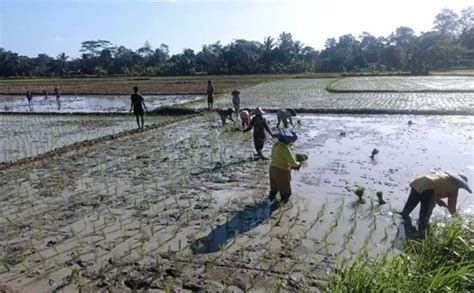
[325,218,474,292]
[1,8,472,78]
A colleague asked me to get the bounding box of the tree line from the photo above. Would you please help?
[0,7,472,77]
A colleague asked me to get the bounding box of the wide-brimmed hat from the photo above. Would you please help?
[275,129,298,144]
[231,90,240,96]
[446,172,472,194]
[253,107,265,115]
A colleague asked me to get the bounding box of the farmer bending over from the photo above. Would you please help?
[243,107,273,160]
[277,109,297,128]
[217,108,235,125]
[130,86,148,129]
[268,129,300,204]
[400,171,471,234]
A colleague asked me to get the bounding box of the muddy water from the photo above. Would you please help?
[197,114,474,260]
[292,114,473,213]
[0,94,202,113]
[1,113,472,291]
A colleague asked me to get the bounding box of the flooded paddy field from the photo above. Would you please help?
[0,94,202,113]
[0,115,178,163]
[1,112,472,292]
[208,79,474,113]
[330,76,474,92]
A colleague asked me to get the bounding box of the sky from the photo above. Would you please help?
[0,0,472,58]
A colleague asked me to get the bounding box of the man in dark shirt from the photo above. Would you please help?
[243,107,274,160]
[130,86,148,129]
[26,91,33,110]
[207,80,214,110]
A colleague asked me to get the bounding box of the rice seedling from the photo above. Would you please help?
[354,186,366,204]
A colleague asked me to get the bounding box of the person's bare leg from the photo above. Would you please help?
[135,115,140,128]
[141,115,144,129]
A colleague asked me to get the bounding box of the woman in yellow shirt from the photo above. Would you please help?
[400,172,471,234]
[268,129,300,204]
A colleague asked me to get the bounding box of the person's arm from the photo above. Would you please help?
[142,97,148,113]
[243,118,254,132]
[264,119,273,137]
[285,147,300,170]
[130,98,133,112]
[436,198,448,208]
[289,116,293,126]
[447,190,458,215]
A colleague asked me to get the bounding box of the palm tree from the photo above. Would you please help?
[56,52,68,75]
[263,36,275,52]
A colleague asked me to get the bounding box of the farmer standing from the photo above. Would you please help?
[207,80,214,110]
[400,171,471,234]
[26,91,33,110]
[54,88,61,111]
[130,86,148,129]
[243,107,273,160]
[268,129,301,204]
[231,90,240,117]
[276,108,297,128]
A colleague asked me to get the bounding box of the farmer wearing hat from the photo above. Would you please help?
[268,129,301,204]
[231,90,241,117]
[276,108,297,128]
[243,107,273,160]
[400,171,471,234]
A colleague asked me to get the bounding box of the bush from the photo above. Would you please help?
[324,218,474,292]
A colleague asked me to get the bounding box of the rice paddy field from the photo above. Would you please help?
[0,115,178,163]
[1,76,473,292]
[0,94,201,113]
[207,78,474,113]
[329,76,474,92]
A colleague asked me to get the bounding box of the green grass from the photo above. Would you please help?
[324,218,474,292]
[431,69,474,77]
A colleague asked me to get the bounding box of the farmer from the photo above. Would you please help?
[207,80,214,110]
[276,108,297,128]
[400,171,471,234]
[130,86,148,129]
[54,88,61,111]
[217,108,235,125]
[239,108,251,128]
[243,107,273,160]
[26,91,33,109]
[231,90,240,117]
[268,129,301,204]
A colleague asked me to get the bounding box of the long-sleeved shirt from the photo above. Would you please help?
[410,172,459,214]
[270,141,299,171]
[244,115,272,138]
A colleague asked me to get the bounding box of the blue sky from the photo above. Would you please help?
[0,0,472,58]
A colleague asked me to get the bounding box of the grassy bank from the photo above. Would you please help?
[324,218,474,292]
